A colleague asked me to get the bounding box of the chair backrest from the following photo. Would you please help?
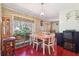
[49,33,55,44]
[30,33,37,42]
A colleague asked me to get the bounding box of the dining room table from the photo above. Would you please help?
[33,32,56,55]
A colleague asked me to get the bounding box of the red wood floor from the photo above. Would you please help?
[15,45,79,56]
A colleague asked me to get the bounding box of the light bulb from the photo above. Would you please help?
[40,12,44,16]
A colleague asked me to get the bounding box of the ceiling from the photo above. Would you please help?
[14,3,59,19]
[2,3,79,21]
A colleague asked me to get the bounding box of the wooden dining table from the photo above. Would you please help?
[35,33,55,41]
[30,33,55,55]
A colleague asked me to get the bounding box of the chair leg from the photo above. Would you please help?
[33,43,35,49]
[43,43,45,55]
[29,38,32,45]
[52,46,56,56]
[36,44,38,51]
[48,46,51,55]
[52,45,54,52]
[52,45,55,55]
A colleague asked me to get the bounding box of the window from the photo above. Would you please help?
[13,16,34,33]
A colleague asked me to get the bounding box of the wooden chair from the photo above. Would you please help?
[30,33,42,51]
[42,33,56,55]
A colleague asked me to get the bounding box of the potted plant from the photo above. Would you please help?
[13,30,22,40]
[13,26,31,40]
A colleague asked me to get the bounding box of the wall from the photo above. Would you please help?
[34,17,41,34]
[0,4,1,55]
[34,18,51,34]
[51,21,59,33]
[59,7,79,33]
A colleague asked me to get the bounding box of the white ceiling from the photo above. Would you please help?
[15,3,59,19]
[2,3,79,21]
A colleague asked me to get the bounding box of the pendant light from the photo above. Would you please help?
[40,3,45,16]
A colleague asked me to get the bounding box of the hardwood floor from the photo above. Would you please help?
[15,45,57,56]
[15,45,79,56]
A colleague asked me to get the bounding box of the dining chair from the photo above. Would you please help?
[30,33,42,51]
[42,33,56,55]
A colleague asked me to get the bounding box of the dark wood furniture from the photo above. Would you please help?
[2,37,15,56]
[63,30,79,53]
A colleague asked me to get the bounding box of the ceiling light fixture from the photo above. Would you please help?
[40,3,45,16]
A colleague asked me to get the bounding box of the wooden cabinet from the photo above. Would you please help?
[2,16,10,39]
[1,16,13,56]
